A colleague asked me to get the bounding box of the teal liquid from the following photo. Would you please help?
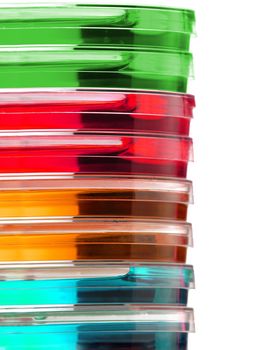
[0,330,77,350]
[0,265,193,305]
[0,324,188,350]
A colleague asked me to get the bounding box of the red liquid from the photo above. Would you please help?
[0,91,195,135]
[0,134,192,177]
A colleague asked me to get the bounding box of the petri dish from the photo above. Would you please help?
[0,90,195,136]
[0,261,194,305]
[0,46,193,92]
[0,305,194,350]
[0,132,193,177]
[0,216,193,262]
[0,5,195,51]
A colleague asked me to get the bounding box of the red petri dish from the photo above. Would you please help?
[0,91,195,136]
[0,132,193,177]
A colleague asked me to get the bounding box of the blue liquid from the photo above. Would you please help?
[0,265,192,305]
[0,323,188,350]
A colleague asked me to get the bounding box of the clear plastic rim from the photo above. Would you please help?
[0,218,193,248]
[0,87,194,95]
[0,305,195,332]
[0,4,195,27]
[0,90,195,114]
[0,217,193,233]
[0,261,195,289]
[0,3,194,13]
[0,174,193,193]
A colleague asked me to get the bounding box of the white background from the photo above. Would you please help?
[1,0,271,349]
[190,0,271,349]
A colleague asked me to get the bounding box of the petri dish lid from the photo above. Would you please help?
[0,305,195,332]
[0,174,193,202]
[0,261,195,289]
[0,217,193,247]
[0,46,193,76]
[0,90,195,118]
[0,5,195,32]
[0,46,193,92]
[0,131,194,162]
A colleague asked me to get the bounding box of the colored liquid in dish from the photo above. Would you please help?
[0,48,192,92]
[0,328,188,350]
[0,177,192,261]
[0,306,194,349]
[0,264,194,306]
[0,176,192,219]
[0,91,195,135]
[0,218,192,262]
[0,133,192,176]
[0,192,189,218]
[0,5,195,52]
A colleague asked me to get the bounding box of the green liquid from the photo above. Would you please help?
[0,48,192,91]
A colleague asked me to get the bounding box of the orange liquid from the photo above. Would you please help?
[0,187,190,262]
[0,189,188,219]
[0,226,189,262]
[0,240,187,262]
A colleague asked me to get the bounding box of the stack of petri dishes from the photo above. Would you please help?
[0,3,196,349]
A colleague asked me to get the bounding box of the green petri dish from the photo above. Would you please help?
[0,46,193,92]
[0,5,195,51]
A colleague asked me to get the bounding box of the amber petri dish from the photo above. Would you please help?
[0,217,192,262]
[0,175,193,219]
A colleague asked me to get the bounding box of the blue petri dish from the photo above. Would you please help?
[0,262,194,306]
[0,305,194,350]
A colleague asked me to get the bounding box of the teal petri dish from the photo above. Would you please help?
[0,305,194,350]
[0,262,195,306]
[0,5,195,52]
[0,46,193,92]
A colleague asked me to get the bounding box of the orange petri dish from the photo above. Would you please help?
[0,218,192,263]
[0,175,192,219]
